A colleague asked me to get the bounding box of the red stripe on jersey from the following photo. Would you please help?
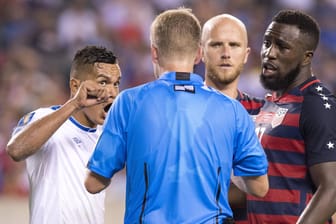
[277,95,303,103]
[268,162,307,178]
[300,79,320,91]
[240,100,263,110]
[267,94,303,103]
[248,189,300,203]
[282,113,300,127]
[305,192,313,204]
[261,135,305,153]
[235,221,248,224]
[248,214,298,224]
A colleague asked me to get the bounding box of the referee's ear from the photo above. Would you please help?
[194,45,202,65]
[151,45,159,64]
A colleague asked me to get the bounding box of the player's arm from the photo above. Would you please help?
[6,80,111,161]
[85,171,111,194]
[7,101,79,161]
[231,174,269,198]
[297,92,336,223]
[332,212,336,223]
[232,102,269,198]
[228,181,246,208]
[296,162,336,224]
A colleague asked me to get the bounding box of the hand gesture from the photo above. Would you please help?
[71,80,113,110]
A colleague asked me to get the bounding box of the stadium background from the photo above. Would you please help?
[0,0,335,223]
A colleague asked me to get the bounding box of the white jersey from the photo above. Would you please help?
[13,106,105,224]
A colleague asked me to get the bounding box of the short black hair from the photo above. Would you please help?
[71,46,118,79]
[272,9,320,51]
[73,45,117,64]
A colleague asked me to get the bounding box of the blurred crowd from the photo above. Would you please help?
[0,0,335,196]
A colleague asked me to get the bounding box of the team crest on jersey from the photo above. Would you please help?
[271,107,288,128]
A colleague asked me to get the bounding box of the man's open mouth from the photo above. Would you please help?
[104,103,112,112]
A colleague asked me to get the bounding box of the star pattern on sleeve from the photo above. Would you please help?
[316,86,323,92]
[322,96,329,101]
[314,84,333,110]
[324,102,331,109]
[327,141,335,150]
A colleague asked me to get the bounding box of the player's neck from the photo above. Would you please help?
[222,87,239,99]
[205,78,239,98]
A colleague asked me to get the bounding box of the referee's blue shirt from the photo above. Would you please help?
[87,71,268,224]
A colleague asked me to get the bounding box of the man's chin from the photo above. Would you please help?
[96,115,106,126]
[260,75,279,91]
[96,120,104,126]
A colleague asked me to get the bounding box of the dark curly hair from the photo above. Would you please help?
[70,46,118,79]
[272,9,320,51]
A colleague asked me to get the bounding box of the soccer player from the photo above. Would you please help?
[248,10,336,223]
[6,46,121,224]
[84,8,269,223]
[201,14,264,224]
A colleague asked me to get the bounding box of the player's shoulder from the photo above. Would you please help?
[119,82,151,98]
[209,89,250,115]
[17,105,60,127]
[11,105,60,136]
[238,91,264,103]
[302,80,336,104]
[33,105,61,117]
[205,85,234,100]
[301,80,336,119]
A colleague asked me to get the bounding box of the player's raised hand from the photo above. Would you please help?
[72,80,112,109]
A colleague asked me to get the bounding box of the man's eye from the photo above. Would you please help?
[210,43,221,48]
[279,44,289,50]
[99,81,107,86]
[263,40,271,47]
[114,81,120,88]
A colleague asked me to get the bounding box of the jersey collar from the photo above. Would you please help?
[69,116,97,132]
[158,71,203,84]
[268,76,320,102]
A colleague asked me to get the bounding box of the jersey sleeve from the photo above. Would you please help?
[237,91,265,115]
[11,107,55,136]
[87,93,128,179]
[301,92,336,166]
[232,102,268,176]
